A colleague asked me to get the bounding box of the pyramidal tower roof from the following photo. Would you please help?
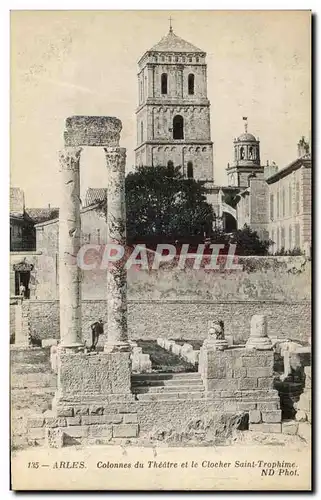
[150,28,204,53]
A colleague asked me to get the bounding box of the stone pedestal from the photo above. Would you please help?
[199,346,281,433]
[54,350,132,405]
[203,320,229,351]
[246,314,273,351]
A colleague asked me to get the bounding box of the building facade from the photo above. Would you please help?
[135,26,214,181]
[233,136,311,253]
[267,140,311,254]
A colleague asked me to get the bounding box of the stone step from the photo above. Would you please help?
[132,372,201,382]
[132,384,204,394]
[136,391,205,401]
[131,378,202,388]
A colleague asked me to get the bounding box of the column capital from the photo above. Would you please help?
[59,147,83,170]
[103,147,126,162]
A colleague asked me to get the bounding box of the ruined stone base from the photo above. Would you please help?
[27,403,139,447]
[56,349,132,399]
[27,349,137,447]
[199,346,281,433]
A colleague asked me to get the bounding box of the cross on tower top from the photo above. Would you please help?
[169,16,174,33]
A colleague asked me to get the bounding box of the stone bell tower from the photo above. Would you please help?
[226,118,264,188]
[135,23,214,182]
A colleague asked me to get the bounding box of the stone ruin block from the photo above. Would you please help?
[131,347,152,373]
[185,350,200,365]
[42,338,59,348]
[180,343,193,360]
[295,365,312,424]
[249,423,282,433]
[199,345,281,433]
[165,340,175,351]
[225,335,234,347]
[64,116,122,147]
[45,428,64,448]
[140,354,152,373]
[246,315,273,351]
[157,338,165,348]
[171,343,182,356]
[57,351,132,400]
[50,345,58,373]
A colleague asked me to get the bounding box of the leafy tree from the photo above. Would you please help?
[125,165,215,244]
[273,247,303,256]
[229,224,271,255]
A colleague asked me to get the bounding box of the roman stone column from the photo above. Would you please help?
[58,147,83,348]
[103,147,130,353]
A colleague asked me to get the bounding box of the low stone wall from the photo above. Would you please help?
[21,299,311,345]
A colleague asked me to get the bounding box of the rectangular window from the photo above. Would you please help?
[281,227,285,249]
[288,184,292,216]
[288,225,292,249]
[295,224,300,248]
[270,194,274,221]
[282,187,286,218]
[296,182,300,214]
[277,191,280,219]
[271,229,275,252]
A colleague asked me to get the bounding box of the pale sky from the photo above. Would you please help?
[10,10,311,208]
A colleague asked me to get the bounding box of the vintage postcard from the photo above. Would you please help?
[10,10,312,491]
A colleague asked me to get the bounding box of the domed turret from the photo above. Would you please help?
[233,118,260,166]
[226,118,264,188]
[237,132,257,142]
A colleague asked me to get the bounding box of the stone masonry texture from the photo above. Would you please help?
[23,299,311,345]
[57,351,132,399]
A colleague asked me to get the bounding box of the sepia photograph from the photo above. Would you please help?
[9,9,312,491]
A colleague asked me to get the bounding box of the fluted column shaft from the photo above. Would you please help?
[103,147,129,352]
[59,147,82,347]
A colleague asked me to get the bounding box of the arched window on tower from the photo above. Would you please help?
[173,115,184,139]
[188,74,195,95]
[187,161,194,179]
[141,122,144,143]
[161,73,168,94]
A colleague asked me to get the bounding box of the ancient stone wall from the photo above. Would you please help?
[33,252,311,302]
[23,298,311,345]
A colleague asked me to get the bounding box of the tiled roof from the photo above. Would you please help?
[84,188,107,207]
[150,30,203,53]
[25,207,59,224]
